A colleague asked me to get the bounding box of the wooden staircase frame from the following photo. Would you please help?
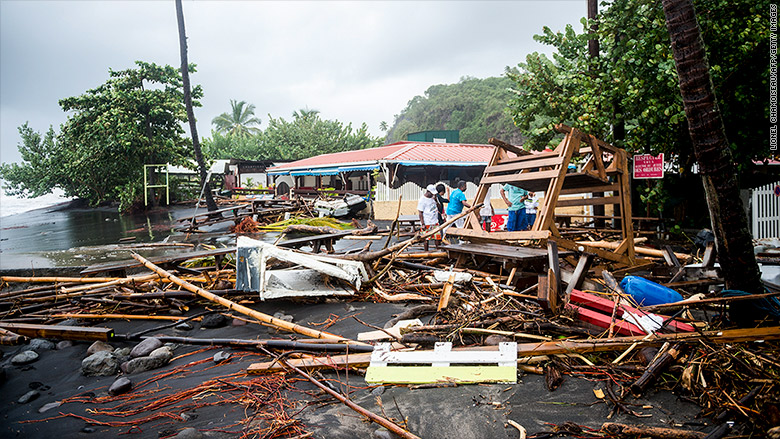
[448,124,638,266]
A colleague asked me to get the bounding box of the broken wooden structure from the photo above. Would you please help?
[448,124,640,267]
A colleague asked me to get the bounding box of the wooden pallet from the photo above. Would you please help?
[447,124,638,267]
[365,342,517,384]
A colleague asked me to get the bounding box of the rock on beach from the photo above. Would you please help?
[81,351,118,377]
[11,351,39,365]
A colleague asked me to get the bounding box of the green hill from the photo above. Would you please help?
[386,76,523,145]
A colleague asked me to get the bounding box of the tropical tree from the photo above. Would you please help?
[661,0,762,300]
[212,100,262,137]
[0,61,200,211]
[263,110,382,160]
[506,0,769,167]
[176,0,216,212]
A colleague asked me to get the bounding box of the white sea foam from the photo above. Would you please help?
[0,188,72,217]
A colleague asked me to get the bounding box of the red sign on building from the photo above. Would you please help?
[633,154,664,179]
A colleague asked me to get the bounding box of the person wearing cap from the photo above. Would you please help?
[417,184,441,251]
[444,180,472,237]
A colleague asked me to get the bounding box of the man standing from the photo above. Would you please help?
[500,183,528,232]
[417,184,441,251]
[444,180,472,235]
[523,192,539,230]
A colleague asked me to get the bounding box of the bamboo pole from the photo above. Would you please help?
[1,276,125,283]
[130,253,355,342]
[48,313,203,321]
[576,239,690,261]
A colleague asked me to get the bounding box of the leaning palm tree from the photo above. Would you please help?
[212,100,262,137]
[662,0,762,304]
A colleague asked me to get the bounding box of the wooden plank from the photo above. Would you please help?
[556,196,621,207]
[445,228,551,241]
[489,137,528,157]
[617,150,636,262]
[553,237,633,266]
[588,134,607,180]
[484,156,564,174]
[490,150,560,165]
[559,183,620,195]
[538,131,580,231]
[565,254,593,297]
[440,242,557,261]
[662,245,681,267]
[702,242,716,268]
[0,323,114,341]
[547,241,561,300]
[567,303,645,336]
[556,124,619,153]
[569,290,695,333]
[480,169,560,185]
[365,366,516,384]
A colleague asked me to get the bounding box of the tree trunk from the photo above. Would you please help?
[175,0,217,212]
[588,0,606,228]
[661,0,763,304]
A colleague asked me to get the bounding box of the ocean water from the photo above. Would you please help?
[0,189,72,217]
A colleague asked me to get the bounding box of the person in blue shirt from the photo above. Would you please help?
[444,180,471,236]
[500,184,528,232]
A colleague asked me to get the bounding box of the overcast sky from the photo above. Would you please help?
[0,0,586,164]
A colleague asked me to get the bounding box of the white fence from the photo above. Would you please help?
[751,181,780,239]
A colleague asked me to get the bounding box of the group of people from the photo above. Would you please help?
[416,180,538,251]
[416,180,471,251]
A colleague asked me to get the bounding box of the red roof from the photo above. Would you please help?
[268,141,495,171]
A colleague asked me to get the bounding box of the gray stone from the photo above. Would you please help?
[371,386,385,396]
[174,427,204,439]
[213,351,231,363]
[108,377,132,396]
[201,314,229,328]
[230,318,246,326]
[56,318,83,327]
[56,340,73,350]
[122,347,172,375]
[150,346,173,362]
[372,427,400,439]
[484,334,512,346]
[38,401,62,413]
[28,338,56,352]
[11,350,39,365]
[87,341,114,355]
[17,390,40,404]
[130,337,162,358]
[113,347,131,361]
[272,312,294,323]
[175,322,193,331]
[81,351,119,376]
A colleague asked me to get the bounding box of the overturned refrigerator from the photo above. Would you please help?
[235,236,368,299]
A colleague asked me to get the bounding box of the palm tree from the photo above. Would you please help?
[662,0,762,301]
[292,108,320,121]
[175,0,216,212]
[212,100,262,137]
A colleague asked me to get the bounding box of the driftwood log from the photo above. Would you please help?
[282,221,377,236]
[602,423,706,439]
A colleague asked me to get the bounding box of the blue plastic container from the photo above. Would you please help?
[620,276,683,306]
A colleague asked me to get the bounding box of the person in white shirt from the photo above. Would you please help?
[523,192,539,230]
[417,184,441,251]
[480,200,495,232]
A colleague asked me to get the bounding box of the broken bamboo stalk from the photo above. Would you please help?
[48,313,203,321]
[602,422,706,439]
[630,343,683,395]
[577,240,690,261]
[641,290,780,312]
[1,275,125,284]
[0,328,27,345]
[130,253,355,343]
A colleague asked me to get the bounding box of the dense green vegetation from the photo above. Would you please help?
[385,76,524,145]
[506,0,769,173]
[203,109,383,161]
[0,62,200,211]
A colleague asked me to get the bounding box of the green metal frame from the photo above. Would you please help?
[143,164,170,206]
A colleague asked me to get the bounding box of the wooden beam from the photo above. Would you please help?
[553,237,633,266]
[484,157,564,174]
[446,228,551,241]
[0,323,114,341]
[559,183,620,195]
[489,137,528,157]
[480,170,559,185]
[565,254,593,297]
[556,196,621,207]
